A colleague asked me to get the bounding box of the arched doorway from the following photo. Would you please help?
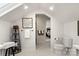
[35,14,51,49]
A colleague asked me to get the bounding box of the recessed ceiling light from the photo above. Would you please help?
[49,6,54,11]
[24,5,28,9]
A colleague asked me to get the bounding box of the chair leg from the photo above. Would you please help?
[5,47,15,56]
[5,49,8,56]
[8,48,11,56]
[11,47,15,56]
[76,49,79,56]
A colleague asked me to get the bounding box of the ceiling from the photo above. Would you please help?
[1,3,79,23]
[0,3,22,17]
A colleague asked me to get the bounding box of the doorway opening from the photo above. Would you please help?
[35,14,51,49]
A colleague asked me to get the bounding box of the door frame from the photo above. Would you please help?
[35,12,52,49]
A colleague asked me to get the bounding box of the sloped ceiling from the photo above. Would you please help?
[0,3,22,17]
[1,3,79,23]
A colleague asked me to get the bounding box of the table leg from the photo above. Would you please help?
[76,49,79,56]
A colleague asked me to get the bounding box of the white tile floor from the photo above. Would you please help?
[16,45,64,56]
[16,47,77,56]
[15,42,76,56]
[16,48,54,56]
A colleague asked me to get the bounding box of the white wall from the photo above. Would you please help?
[13,12,36,51]
[64,21,79,45]
[0,20,12,55]
[0,20,11,44]
[46,19,51,28]
[51,18,64,48]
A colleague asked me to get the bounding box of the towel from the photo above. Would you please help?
[24,29,30,38]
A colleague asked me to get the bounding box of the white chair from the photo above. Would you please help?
[63,38,73,55]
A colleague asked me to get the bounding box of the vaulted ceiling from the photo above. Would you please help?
[0,3,79,23]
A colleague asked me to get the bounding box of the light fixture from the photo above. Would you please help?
[49,6,54,11]
[24,5,28,9]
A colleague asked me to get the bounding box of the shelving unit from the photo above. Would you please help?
[12,25,21,54]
